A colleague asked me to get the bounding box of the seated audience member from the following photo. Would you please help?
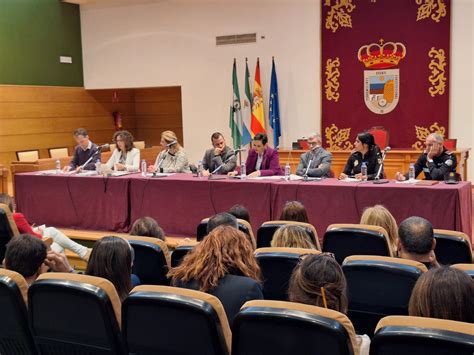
[105,130,140,172]
[295,132,332,177]
[130,217,165,241]
[409,266,474,323]
[3,234,73,285]
[271,225,316,249]
[202,132,237,176]
[396,133,457,181]
[360,205,398,252]
[339,132,382,181]
[398,216,439,269]
[229,133,283,178]
[207,212,238,234]
[63,128,100,172]
[228,204,251,224]
[279,200,309,223]
[148,130,190,173]
[0,193,91,261]
[288,253,370,355]
[86,236,136,302]
[169,226,262,326]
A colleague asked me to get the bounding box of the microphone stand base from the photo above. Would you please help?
[373,179,389,184]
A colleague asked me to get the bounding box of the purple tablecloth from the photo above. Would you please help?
[129,174,272,237]
[15,172,130,232]
[271,179,472,243]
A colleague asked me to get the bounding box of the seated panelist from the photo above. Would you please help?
[148,130,190,173]
[339,132,382,181]
[63,128,100,172]
[295,132,332,177]
[229,133,283,178]
[202,132,237,176]
[105,130,140,172]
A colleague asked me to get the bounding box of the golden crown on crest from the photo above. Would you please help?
[357,39,406,69]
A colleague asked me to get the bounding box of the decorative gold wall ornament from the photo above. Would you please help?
[324,0,356,33]
[324,57,341,102]
[428,47,446,97]
[325,124,354,150]
[411,122,446,149]
[416,0,447,23]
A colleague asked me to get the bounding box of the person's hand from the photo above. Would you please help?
[44,250,73,273]
[214,147,223,156]
[75,166,82,172]
[37,226,45,236]
[338,172,348,180]
[228,171,238,176]
[355,173,365,180]
[427,143,441,159]
[62,166,71,173]
[115,163,126,171]
[202,169,211,177]
[395,172,406,181]
[248,171,261,178]
[147,165,156,173]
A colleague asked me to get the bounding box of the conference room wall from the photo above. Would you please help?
[0,86,137,167]
[80,0,474,180]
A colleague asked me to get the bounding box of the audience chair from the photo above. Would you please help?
[0,203,20,262]
[171,244,196,267]
[16,150,40,162]
[123,285,231,355]
[233,300,358,355]
[433,229,473,265]
[28,273,126,354]
[121,236,170,286]
[368,126,390,150]
[254,247,321,301]
[133,141,145,150]
[48,147,69,159]
[452,264,474,279]
[0,269,38,355]
[342,255,427,336]
[256,221,321,250]
[371,316,474,355]
[196,218,255,244]
[323,224,393,264]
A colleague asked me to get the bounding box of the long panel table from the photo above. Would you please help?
[14,173,472,243]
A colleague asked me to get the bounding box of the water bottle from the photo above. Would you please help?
[240,162,246,179]
[361,161,368,180]
[285,162,291,180]
[141,159,147,177]
[55,159,61,174]
[95,159,101,172]
[408,163,415,181]
[197,160,203,178]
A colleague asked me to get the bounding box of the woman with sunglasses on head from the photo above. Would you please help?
[148,130,190,173]
[339,132,382,181]
[288,253,370,355]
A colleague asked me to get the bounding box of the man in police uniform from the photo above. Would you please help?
[296,132,332,177]
[396,133,456,181]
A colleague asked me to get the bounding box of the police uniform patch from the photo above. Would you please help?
[445,159,453,167]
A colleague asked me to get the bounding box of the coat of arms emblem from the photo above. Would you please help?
[358,39,406,114]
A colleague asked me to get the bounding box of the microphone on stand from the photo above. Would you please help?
[166,140,177,147]
[79,144,110,170]
[373,146,390,184]
[209,151,237,179]
[303,159,313,181]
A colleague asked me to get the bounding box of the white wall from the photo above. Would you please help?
[81,0,473,180]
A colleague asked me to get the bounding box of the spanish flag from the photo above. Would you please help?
[250,58,266,136]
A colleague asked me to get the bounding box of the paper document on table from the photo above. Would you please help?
[146,173,175,178]
[38,170,62,175]
[395,179,421,184]
[340,177,361,182]
[76,171,99,177]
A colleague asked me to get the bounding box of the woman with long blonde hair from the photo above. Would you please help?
[148,130,190,173]
[271,225,316,249]
[360,205,398,252]
[169,225,262,325]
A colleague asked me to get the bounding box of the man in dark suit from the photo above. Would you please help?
[63,128,100,172]
[202,132,237,176]
[296,132,333,177]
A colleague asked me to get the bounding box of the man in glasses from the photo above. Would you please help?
[296,132,333,178]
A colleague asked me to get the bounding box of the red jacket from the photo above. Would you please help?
[13,213,43,239]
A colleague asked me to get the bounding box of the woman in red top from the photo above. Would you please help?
[0,193,91,260]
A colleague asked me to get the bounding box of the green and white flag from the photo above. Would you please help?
[241,58,252,145]
[229,58,243,149]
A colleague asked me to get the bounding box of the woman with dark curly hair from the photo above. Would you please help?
[168,225,262,325]
[105,130,140,171]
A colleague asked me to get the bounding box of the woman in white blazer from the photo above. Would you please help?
[106,130,140,172]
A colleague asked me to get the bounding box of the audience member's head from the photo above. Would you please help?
[4,234,47,284]
[169,225,261,292]
[360,205,398,251]
[207,212,238,234]
[409,266,474,323]
[271,225,315,249]
[228,204,251,224]
[280,201,309,223]
[130,217,165,241]
[289,253,348,314]
[0,193,15,212]
[398,216,438,268]
[86,236,132,302]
